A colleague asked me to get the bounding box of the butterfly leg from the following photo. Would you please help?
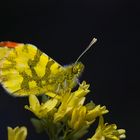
[56,83,61,93]
[64,79,67,88]
[76,78,80,86]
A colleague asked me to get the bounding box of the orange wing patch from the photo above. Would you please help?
[0,41,19,48]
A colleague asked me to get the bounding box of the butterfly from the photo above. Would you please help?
[0,38,97,96]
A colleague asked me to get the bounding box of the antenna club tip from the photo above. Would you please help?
[90,37,97,46]
[92,37,97,42]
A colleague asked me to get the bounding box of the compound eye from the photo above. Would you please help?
[72,66,78,74]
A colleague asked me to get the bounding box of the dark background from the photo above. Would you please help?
[0,0,139,140]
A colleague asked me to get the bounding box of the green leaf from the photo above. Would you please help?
[31,118,44,133]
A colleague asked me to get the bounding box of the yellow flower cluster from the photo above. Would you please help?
[25,82,108,128]
[24,81,126,140]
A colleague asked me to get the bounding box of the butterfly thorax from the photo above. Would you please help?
[53,62,84,92]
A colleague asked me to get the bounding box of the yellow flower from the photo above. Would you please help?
[25,94,58,118]
[68,105,108,130]
[74,81,90,98]
[54,81,90,122]
[54,92,85,122]
[87,116,126,140]
[68,106,89,130]
[7,126,27,140]
[86,105,109,122]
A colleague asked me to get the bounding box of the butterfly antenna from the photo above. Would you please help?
[75,37,97,64]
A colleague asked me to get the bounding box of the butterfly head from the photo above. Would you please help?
[72,62,84,78]
[63,62,84,89]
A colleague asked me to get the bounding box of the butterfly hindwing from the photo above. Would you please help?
[0,42,63,96]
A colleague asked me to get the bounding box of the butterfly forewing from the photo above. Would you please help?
[0,42,62,96]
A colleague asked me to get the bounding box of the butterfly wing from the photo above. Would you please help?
[0,42,62,96]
